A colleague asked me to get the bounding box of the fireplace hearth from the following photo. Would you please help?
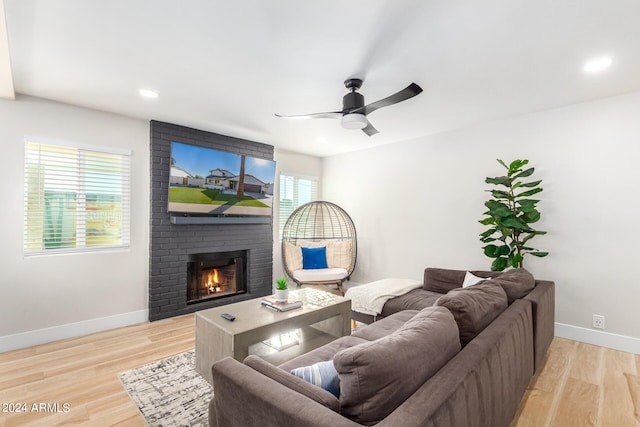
[187,250,247,304]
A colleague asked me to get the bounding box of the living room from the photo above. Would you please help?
[1,1,639,426]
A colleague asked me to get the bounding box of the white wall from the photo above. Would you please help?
[0,96,149,350]
[323,91,640,349]
[272,149,323,284]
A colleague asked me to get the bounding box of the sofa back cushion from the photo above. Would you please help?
[423,267,500,293]
[492,268,535,303]
[333,306,461,425]
[434,282,508,346]
[243,355,340,412]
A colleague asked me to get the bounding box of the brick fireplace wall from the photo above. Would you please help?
[149,120,274,321]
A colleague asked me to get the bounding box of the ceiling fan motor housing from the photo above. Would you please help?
[342,92,365,112]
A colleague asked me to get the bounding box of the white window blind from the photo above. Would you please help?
[23,140,131,255]
[278,173,318,239]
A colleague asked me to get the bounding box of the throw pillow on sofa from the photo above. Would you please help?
[434,282,508,346]
[243,355,340,412]
[333,306,461,425]
[290,360,340,398]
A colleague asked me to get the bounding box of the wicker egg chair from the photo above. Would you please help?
[281,201,357,294]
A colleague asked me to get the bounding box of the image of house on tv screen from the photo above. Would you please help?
[168,142,276,217]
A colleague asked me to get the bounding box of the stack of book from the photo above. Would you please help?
[261,295,303,312]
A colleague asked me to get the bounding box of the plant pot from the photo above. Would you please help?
[274,288,289,302]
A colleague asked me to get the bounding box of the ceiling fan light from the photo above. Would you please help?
[341,113,367,130]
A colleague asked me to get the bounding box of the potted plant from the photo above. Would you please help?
[274,277,289,302]
[479,159,549,271]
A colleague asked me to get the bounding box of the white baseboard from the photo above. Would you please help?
[0,309,149,353]
[555,322,640,354]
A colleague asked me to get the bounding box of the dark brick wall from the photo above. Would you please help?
[149,120,274,321]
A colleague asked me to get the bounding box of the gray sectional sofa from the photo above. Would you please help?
[208,267,555,427]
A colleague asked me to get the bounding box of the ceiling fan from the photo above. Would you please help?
[275,79,423,136]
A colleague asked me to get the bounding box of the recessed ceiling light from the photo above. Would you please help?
[139,89,159,98]
[583,57,612,73]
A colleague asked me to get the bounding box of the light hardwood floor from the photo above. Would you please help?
[0,315,638,426]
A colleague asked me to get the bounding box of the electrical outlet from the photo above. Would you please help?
[592,314,605,329]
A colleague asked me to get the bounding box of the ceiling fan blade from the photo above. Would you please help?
[356,83,423,115]
[361,121,379,136]
[275,111,343,120]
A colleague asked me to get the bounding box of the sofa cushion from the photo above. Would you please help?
[492,268,535,303]
[435,282,508,346]
[278,335,370,372]
[290,360,340,398]
[351,310,418,341]
[423,267,501,293]
[244,355,340,412]
[380,288,442,317]
[333,306,461,425]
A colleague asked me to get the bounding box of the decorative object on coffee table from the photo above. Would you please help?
[479,159,549,271]
[274,276,289,301]
[282,201,357,293]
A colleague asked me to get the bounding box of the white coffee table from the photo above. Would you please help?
[195,288,351,384]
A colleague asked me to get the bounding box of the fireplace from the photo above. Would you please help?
[187,250,247,304]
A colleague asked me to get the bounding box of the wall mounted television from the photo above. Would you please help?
[168,142,276,217]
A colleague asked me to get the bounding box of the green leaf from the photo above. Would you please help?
[483,244,499,258]
[516,199,540,213]
[481,237,498,243]
[508,159,528,176]
[519,180,542,188]
[480,228,496,238]
[491,257,509,271]
[501,216,529,230]
[497,159,508,170]
[485,176,512,187]
[479,217,495,225]
[485,200,512,217]
[529,252,549,257]
[517,187,543,198]
[513,167,535,179]
[497,245,510,256]
[490,190,513,200]
[512,253,524,267]
[522,210,541,223]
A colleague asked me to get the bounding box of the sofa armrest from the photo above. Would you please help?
[210,357,359,427]
[523,280,555,372]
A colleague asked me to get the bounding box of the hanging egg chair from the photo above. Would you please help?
[281,201,357,294]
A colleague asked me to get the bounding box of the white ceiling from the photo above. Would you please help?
[3,0,640,157]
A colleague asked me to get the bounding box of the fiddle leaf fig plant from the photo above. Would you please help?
[479,159,549,271]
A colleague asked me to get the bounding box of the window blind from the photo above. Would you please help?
[278,173,318,239]
[23,140,131,255]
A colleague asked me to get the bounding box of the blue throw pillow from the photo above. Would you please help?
[301,246,328,269]
[290,360,340,398]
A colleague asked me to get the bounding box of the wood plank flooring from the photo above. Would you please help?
[0,316,638,426]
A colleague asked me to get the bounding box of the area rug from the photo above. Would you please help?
[118,350,213,427]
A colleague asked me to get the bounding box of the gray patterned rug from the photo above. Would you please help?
[119,350,212,427]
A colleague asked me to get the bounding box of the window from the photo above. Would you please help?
[278,173,318,239]
[23,139,131,255]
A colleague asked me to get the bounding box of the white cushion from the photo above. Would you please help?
[296,239,327,248]
[283,241,303,272]
[462,271,489,288]
[325,240,352,270]
[292,267,349,283]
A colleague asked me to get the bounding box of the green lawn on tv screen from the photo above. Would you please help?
[169,187,269,207]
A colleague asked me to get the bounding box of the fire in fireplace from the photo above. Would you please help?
[187,250,247,304]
